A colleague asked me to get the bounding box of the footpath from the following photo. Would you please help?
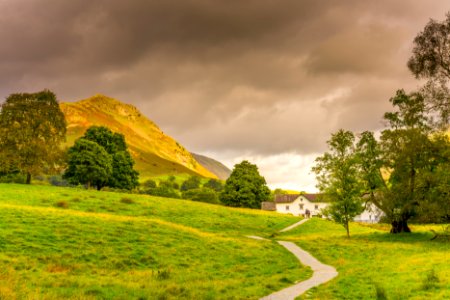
[248,219,338,300]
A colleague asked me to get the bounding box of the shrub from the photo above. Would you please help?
[0,173,26,183]
[48,175,70,187]
[180,176,201,191]
[182,188,220,204]
[145,186,180,199]
[142,179,157,189]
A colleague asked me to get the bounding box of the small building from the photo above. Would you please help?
[272,194,328,218]
[263,193,383,223]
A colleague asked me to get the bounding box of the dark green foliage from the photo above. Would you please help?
[48,175,70,187]
[64,126,139,190]
[0,90,66,184]
[63,139,112,190]
[203,178,224,192]
[408,13,450,127]
[380,90,433,232]
[83,126,127,154]
[220,160,270,209]
[145,186,180,199]
[109,151,139,190]
[142,179,157,189]
[182,188,221,204]
[0,171,26,184]
[159,175,179,190]
[313,130,364,237]
[180,176,201,191]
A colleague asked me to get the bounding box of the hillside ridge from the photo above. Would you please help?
[60,94,218,179]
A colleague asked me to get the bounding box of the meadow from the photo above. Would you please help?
[0,184,308,299]
[0,184,448,299]
[277,218,450,300]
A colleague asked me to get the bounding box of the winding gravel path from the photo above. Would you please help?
[252,219,338,300]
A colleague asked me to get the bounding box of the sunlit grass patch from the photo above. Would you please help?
[0,183,307,299]
[278,218,450,300]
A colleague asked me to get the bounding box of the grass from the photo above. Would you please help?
[277,218,450,300]
[0,183,308,299]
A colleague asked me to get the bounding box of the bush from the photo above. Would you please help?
[48,175,70,187]
[0,173,26,184]
[145,186,180,199]
[203,179,224,192]
[142,179,157,189]
[182,188,221,204]
[181,176,201,191]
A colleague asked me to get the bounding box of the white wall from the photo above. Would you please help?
[275,195,327,217]
[275,196,383,222]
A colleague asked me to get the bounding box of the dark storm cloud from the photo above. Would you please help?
[0,0,448,158]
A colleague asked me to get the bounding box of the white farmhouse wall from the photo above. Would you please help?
[274,195,384,222]
[275,195,327,217]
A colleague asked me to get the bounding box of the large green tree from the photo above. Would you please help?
[63,139,112,190]
[379,90,433,233]
[313,130,364,237]
[408,12,450,127]
[0,90,66,184]
[84,126,138,190]
[220,160,270,208]
[64,126,138,190]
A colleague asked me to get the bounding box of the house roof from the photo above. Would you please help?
[274,194,299,203]
[274,193,329,203]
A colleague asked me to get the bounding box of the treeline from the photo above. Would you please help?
[313,13,450,235]
[140,176,223,204]
[0,91,271,209]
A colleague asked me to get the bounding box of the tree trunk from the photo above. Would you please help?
[344,220,350,238]
[26,172,31,184]
[390,219,411,233]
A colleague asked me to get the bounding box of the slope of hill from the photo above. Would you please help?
[0,184,307,299]
[60,95,217,179]
[192,153,231,180]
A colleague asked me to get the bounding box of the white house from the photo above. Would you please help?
[262,194,383,223]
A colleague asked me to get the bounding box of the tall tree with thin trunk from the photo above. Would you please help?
[312,130,364,237]
[0,90,66,183]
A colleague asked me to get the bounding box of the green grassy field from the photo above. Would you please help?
[277,218,450,300]
[0,184,308,299]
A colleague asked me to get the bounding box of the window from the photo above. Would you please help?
[299,204,304,210]
[315,205,319,210]
[286,205,289,211]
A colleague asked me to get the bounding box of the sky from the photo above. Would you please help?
[1,0,448,191]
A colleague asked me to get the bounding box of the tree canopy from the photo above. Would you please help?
[63,138,112,190]
[220,160,270,208]
[0,90,66,184]
[313,129,364,237]
[64,126,138,190]
[408,12,450,126]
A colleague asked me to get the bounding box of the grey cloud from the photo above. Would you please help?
[0,0,449,158]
